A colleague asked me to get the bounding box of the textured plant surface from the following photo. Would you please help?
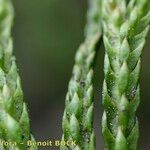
[0,0,37,149]
[61,0,102,149]
[102,0,150,149]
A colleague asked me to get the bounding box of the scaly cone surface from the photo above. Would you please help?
[102,0,150,149]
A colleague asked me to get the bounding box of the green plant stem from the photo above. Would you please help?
[102,0,150,149]
[0,0,37,149]
[61,0,102,149]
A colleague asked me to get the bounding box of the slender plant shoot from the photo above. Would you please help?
[61,0,102,149]
[102,0,150,149]
[0,0,37,149]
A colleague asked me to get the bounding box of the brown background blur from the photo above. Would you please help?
[12,0,150,149]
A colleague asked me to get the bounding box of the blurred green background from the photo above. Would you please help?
[12,0,150,149]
